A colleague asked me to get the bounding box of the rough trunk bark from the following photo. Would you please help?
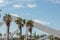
[18,24,22,40]
[7,27,9,40]
[30,26,32,40]
[30,32,32,40]
[20,29,22,40]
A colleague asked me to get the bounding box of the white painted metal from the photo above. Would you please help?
[11,29,19,36]
[10,14,19,21]
[33,20,60,38]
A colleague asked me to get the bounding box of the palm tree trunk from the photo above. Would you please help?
[19,28,22,40]
[30,32,32,40]
[30,26,32,40]
[18,24,22,40]
[7,27,9,40]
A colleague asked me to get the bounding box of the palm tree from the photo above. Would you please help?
[15,17,25,40]
[3,14,12,40]
[26,20,34,40]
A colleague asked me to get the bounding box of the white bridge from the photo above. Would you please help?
[0,14,60,38]
[33,20,60,38]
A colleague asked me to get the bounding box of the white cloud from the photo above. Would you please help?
[13,0,36,2]
[34,20,50,25]
[21,0,35,1]
[13,3,37,8]
[27,3,37,8]
[20,0,36,2]
[0,0,4,6]
[0,0,4,3]
[13,4,24,8]
[0,0,12,7]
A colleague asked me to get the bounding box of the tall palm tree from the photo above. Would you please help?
[15,17,25,40]
[26,20,34,40]
[3,14,12,40]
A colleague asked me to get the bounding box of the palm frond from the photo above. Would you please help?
[15,17,22,24]
[26,20,34,27]
[3,14,12,22]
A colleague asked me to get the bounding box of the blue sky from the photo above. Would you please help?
[0,0,60,35]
